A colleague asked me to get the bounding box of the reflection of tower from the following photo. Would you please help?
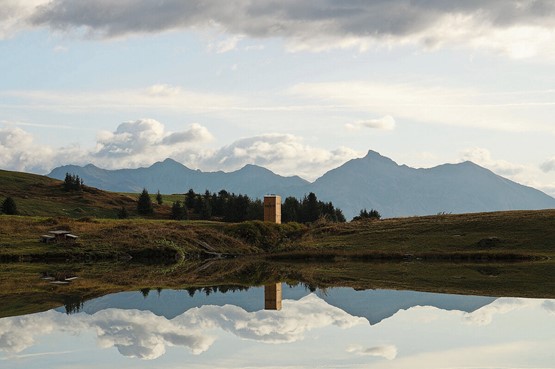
[264,283,282,310]
[264,195,281,224]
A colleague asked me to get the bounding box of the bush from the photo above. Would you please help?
[1,197,17,215]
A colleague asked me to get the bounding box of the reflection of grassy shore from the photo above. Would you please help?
[1,258,554,318]
[1,209,554,317]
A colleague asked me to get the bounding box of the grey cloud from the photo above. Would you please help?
[540,157,555,172]
[27,1,555,44]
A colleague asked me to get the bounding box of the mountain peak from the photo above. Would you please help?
[362,150,399,166]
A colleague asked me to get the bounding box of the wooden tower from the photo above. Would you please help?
[263,195,281,224]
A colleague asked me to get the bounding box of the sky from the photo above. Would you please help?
[2,1,555,195]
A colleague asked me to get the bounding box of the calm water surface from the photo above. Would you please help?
[1,285,553,368]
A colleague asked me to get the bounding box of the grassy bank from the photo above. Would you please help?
[1,209,555,261]
[1,257,553,318]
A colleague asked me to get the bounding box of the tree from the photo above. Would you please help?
[185,189,196,210]
[282,196,300,223]
[156,190,163,205]
[171,201,185,220]
[1,197,17,215]
[63,173,83,191]
[352,208,381,221]
[137,188,154,215]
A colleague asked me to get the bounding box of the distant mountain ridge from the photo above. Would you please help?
[48,150,555,218]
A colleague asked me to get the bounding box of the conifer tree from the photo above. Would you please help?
[137,189,154,215]
[1,197,17,215]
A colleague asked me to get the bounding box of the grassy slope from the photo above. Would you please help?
[0,169,172,219]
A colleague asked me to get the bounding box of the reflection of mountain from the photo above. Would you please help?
[65,286,496,324]
[314,289,497,325]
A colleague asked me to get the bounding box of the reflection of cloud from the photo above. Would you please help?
[347,344,397,360]
[463,298,536,326]
[0,294,365,360]
[542,300,555,315]
[91,309,214,359]
[178,294,365,344]
[0,311,82,354]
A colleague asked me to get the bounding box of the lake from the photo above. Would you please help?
[1,284,553,368]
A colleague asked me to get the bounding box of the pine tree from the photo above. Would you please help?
[156,190,163,205]
[1,197,17,215]
[171,201,185,220]
[137,188,154,215]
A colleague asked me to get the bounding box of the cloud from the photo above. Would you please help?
[463,298,534,326]
[11,1,555,57]
[460,147,525,176]
[93,120,213,169]
[0,294,365,360]
[540,157,555,172]
[290,82,555,134]
[0,126,85,173]
[1,84,241,114]
[0,121,359,180]
[345,115,396,131]
[199,133,360,180]
[347,344,397,360]
[0,0,48,39]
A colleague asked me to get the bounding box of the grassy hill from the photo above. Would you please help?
[0,169,170,218]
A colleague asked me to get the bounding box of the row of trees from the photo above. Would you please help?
[135,188,347,223]
[63,173,84,192]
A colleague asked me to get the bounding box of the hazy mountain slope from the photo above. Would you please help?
[49,158,310,197]
[47,152,555,218]
[311,151,555,218]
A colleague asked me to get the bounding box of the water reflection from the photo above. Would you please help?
[1,286,554,368]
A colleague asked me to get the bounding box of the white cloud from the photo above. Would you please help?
[1,84,241,114]
[199,133,360,181]
[290,81,555,134]
[0,121,360,180]
[345,115,396,131]
[346,344,397,360]
[463,298,536,326]
[460,147,525,176]
[0,126,86,173]
[0,0,48,39]
[92,120,213,169]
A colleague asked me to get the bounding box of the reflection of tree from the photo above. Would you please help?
[64,294,84,315]
[140,288,150,298]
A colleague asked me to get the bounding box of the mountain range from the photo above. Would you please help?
[48,150,555,218]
